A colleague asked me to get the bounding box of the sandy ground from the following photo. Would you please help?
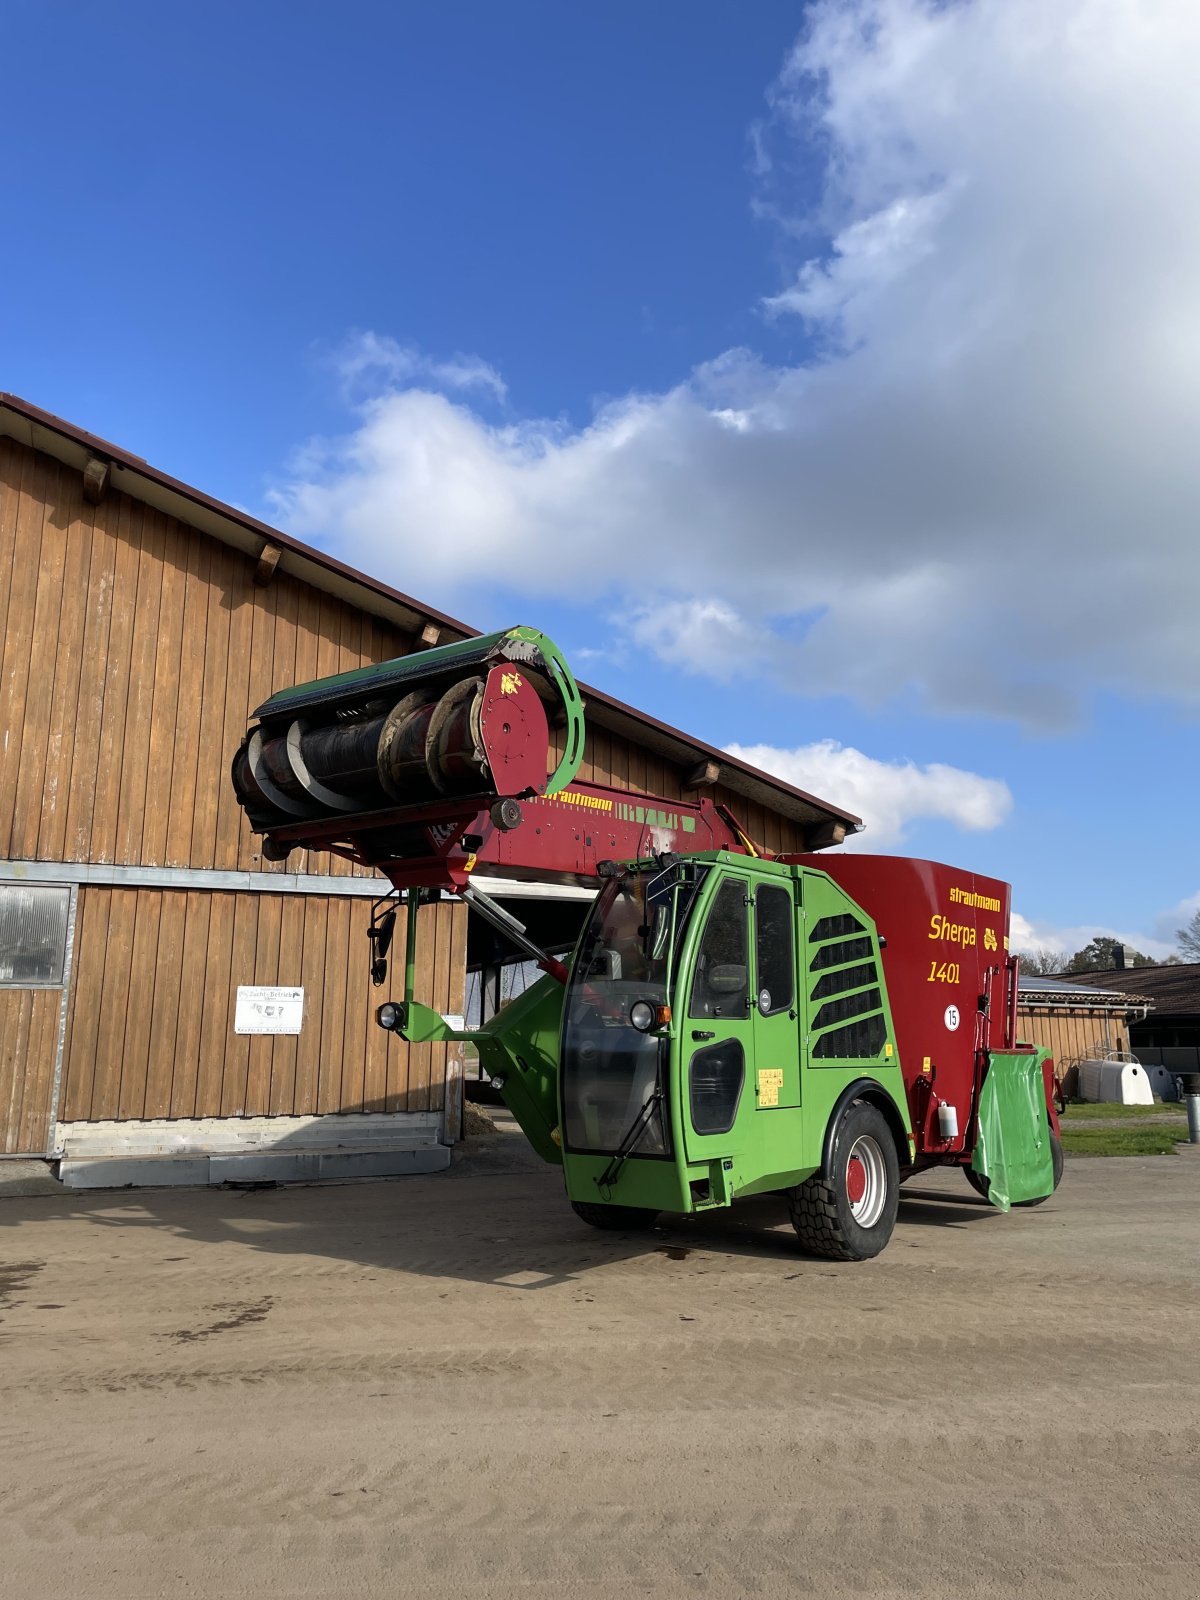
[2,1135,1198,1600]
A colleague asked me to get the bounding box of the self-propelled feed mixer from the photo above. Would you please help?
[231,626,1061,1260]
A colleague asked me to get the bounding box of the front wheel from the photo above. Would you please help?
[788,1100,899,1261]
[571,1200,659,1232]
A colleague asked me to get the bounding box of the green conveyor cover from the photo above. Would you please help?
[971,1050,1055,1211]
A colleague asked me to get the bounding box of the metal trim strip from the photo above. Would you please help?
[0,860,388,897]
[44,884,79,1157]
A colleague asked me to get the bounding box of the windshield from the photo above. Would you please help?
[560,863,707,1156]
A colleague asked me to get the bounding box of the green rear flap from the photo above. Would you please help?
[972,1049,1054,1211]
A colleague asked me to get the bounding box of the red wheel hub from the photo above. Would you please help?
[846,1155,867,1205]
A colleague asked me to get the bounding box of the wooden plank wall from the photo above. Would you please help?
[0,429,811,1146]
[551,723,808,857]
[0,989,64,1153]
[1017,1007,1131,1071]
[0,436,410,878]
[0,431,809,874]
[59,891,466,1123]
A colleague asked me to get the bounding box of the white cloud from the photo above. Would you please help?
[724,737,1011,848]
[330,331,508,404]
[1149,889,1200,949]
[270,0,1200,727]
[1009,911,1176,965]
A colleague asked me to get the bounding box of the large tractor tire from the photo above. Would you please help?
[965,1129,1064,1206]
[571,1201,659,1232]
[788,1099,900,1261]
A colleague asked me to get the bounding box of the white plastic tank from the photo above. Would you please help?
[1144,1064,1181,1103]
[1076,1059,1155,1106]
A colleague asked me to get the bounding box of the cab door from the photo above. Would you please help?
[681,872,757,1164]
[750,879,801,1110]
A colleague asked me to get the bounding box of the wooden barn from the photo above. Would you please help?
[1047,964,1200,1077]
[0,394,856,1186]
[1016,973,1150,1090]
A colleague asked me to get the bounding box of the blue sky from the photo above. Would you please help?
[4,1,1198,960]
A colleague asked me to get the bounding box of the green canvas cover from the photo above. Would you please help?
[971,1050,1054,1212]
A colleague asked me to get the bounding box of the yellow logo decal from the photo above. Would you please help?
[558,790,615,813]
[500,671,522,696]
[984,927,998,952]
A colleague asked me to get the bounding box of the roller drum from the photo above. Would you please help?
[297,715,389,801]
[426,676,488,795]
[377,691,441,801]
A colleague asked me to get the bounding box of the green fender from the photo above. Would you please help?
[395,975,566,1165]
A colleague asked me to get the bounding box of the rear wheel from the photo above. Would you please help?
[965,1130,1064,1205]
[571,1200,659,1232]
[965,1165,990,1199]
[789,1100,899,1261]
[1015,1129,1064,1207]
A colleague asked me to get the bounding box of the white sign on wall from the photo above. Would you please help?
[235,986,305,1035]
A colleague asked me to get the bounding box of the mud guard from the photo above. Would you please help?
[395,976,566,1166]
[821,1077,912,1175]
[971,1049,1056,1211]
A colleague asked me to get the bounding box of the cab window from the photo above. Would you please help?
[754,885,794,1016]
[689,879,749,1019]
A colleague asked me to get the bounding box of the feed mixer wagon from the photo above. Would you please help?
[232,627,1061,1260]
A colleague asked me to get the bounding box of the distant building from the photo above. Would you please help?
[1046,965,1200,1076]
[1016,973,1150,1091]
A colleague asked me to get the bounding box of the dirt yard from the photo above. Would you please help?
[2,1136,1198,1599]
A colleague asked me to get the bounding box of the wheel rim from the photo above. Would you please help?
[845,1134,887,1228]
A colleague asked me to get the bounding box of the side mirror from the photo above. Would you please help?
[370,906,397,987]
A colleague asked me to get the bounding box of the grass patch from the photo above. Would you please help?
[1061,1100,1186,1119]
[1059,1125,1188,1157]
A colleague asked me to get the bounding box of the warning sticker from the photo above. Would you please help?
[757,1068,784,1108]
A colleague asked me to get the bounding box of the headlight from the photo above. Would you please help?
[376,1001,402,1031]
[629,999,657,1032]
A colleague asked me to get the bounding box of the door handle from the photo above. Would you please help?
[692,1030,715,1041]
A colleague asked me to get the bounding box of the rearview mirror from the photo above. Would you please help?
[370,906,398,987]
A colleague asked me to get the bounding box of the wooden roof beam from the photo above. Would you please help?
[82,455,110,504]
[685,758,722,789]
[253,542,282,586]
[805,819,848,850]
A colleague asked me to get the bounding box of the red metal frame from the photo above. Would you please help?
[261,779,756,893]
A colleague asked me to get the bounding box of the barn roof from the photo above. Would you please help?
[1044,964,1200,1018]
[1017,972,1151,1013]
[0,392,860,843]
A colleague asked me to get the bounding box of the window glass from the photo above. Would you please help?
[560,863,708,1156]
[0,885,70,987]
[689,879,749,1019]
[755,885,794,1015]
[812,1014,888,1059]
[812,988,882,1033]
[810,961,878,1001]
[810,935,874,972]
[689,1039,745,1134]
[809,913,864,942]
